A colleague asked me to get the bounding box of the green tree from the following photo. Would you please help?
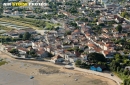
[99,23,105,26]
[95,10,100,14]
[121,11,128,18]
[65,31,71,35]
[87,52,106,62]
[116,66,120,73]
[75,59,82,66]
[68,7,78,13]
[114,53,123,60]
[110,60,120,71]
[19,34,23,38]
[116,25,122,33]
[124,78,130,85]
[94,18,98,22]
[5,37,11,42]
[23,32,31,40]
[69,21,77,27]
[9,49,19,54]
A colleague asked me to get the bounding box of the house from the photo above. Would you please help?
[97,67,103,72]
[61,44,72,49]
[63,50,82,63]
[23,41,32,47]
[51,55,64,63]
[71,29,81,35]
[97,21,104,25]
[24,28,36,34]
[100,0,108,4]
[102,28,108,33]
[36,50,48,58]
[18,47,28,55]
[6,31,19,38]
[114,15,124,23]
[102,50,114,58]
[16,30,26,35]
[5,47,13,52]
[90,66,97,71]
[44,12,53,15]
[1,44,15,52]
[101,33,110,38]
[64,51,76,61]
[44,46,53,53]
[104,4,117,9]
[68,56,82,63]
[62,11,71,17]
[32,41,46,49]
[103,44,114,50]
[80,54,87,61]
[96,65,106,72]
[90,65,106,72]
[3,10,12,14]
[125,66,130,71]
[25,11,34,14]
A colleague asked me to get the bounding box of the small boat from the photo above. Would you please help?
[30,76,34,79]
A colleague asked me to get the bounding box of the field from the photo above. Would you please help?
[0,21,29,30]
[0,17,60,30]
[0,17,40,30]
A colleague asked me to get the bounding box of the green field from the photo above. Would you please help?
[0,17,60,30]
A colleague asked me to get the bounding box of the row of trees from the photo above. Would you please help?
[19,32,32,40]
[65,0,81,7]
[75,52,106,68]
[9,48,39,58]
[110,53,130,85]
[0,32,32,44]
[124,78,130,85]
[75,17,88,22]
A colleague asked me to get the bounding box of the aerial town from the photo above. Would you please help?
[0,0,130,85]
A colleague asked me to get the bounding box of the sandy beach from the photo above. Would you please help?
[0,52,118,85]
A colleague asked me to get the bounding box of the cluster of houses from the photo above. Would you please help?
[1,0,130,71]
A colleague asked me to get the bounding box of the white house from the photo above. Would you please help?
[18,47,28,55]
[51,55,64,63]
[68,56,82,63]
[125,66,130,71]
[80,54,87,60]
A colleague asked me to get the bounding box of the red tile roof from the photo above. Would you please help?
[51,55,63,60]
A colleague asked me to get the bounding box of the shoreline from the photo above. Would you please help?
[0,52,121,85]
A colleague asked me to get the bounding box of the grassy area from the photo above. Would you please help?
[114,72,129,80]
[0,60,7,66]
[0,17,60,30]
[0,25,14,31]
[0,17,40,30]
[45,22,59,29]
